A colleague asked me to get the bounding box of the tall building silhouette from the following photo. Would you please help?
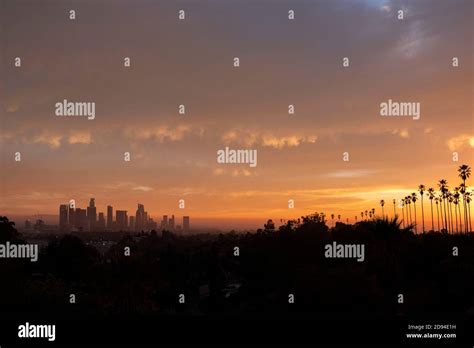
[68,205,75,227]
[183,216,190,232]
[75,208,87,231]
[59,204,68,232]
[129,216,135,231]
[107,205,113,230]
[87,198,97,230]
[135,204,145,232]
[97,212,106,231]
[116,210,128,231]
[169,215,175,231]
[161,215,168,230]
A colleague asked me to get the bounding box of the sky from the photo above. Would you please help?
[1,0,473,229]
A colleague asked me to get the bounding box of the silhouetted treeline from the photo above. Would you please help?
[1,214,474,320]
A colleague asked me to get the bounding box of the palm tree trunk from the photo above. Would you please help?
[449,202,454,234]
[413,204,417,233]
[402,204,405,228]
[382,206,385,219]
[455,205,459,234]
[421,196,425,233]
[458,204,462,234]
[408,204,412,226]
[463,179,468,234]
[443,198,448,233]
[439,202,443,231]
[430,200,434,232]
[447,201,450,234]
[436,203,440,232]
[469,201,472,233]
[461,198,465,234]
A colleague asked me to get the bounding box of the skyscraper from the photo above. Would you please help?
[75,208,87,231]
[107,205,113,230]
[129,216,135,231]
[135,204,145,232]
[97,212,106,231]
[59,204,68,232]
[169,215,175,231]
[161,215,168,230]
[68,205,75,227]
[116,210,128,231]
[183,216,190,232]
[87,198,97,230]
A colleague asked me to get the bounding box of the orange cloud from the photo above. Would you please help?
[31,132,62,149]
[125,125,192,142]
[221,129,317,149]
[68,131,92,145]
[447,134,474,151]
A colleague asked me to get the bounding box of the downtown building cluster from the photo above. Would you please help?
[59,198,190,233]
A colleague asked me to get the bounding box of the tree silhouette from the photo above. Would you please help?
[406,196,412,226]
[418,185,425,233]
[380,200,385,219]
[453,189,460,233]
[427,188,435,232]
[411,193,418,233]
[458,164,471,234]
[448,192,454,234]
[0,216,20,243]
[401,199,405,228]
[438,180,449,233]
[466,191,472,233]
[435,197,441,232]
[264,219,275,233]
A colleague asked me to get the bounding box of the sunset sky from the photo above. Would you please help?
[1,0,473,229]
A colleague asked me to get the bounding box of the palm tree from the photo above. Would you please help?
[457,191,463,233]
[365,210,368,221]
[400,199,405,228]
[380,200,385,219]
[438,180,449,232]
[361,212,364,221]
[418,185,426,233]
[458,164,471,233]
[337,214,341,221]
[355,215,358,222]
[331,213,335,227]
[459,183,467,232]
[406,196,412,225]
[453,190,460,234]
[411,192,418,233]
[402,198,406,223]
[448,192,454,234]
[435,197,440,232]
[428,188,435,232]
[466,191,472,233]
[392,199,396,218]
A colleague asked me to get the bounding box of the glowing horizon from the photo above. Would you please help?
[1,0,473,230]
